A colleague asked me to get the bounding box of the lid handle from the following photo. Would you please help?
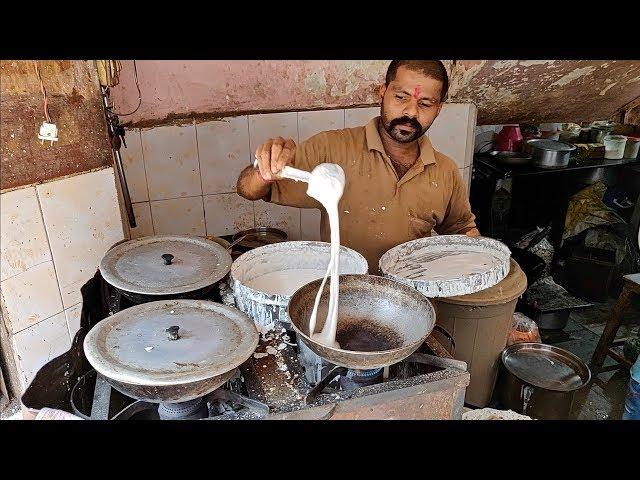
[161,253,174,265]
[166,325,180,340]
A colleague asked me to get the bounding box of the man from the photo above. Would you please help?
[237,60,479,270]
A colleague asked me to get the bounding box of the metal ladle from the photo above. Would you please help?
[252,157,312,183]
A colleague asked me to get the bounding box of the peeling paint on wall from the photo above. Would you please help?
[110,60,640,127]
[549,66,597,87]
[600,82,618,96]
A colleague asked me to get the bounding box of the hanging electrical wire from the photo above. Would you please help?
[33,60,51,123]
[105,60,142,117]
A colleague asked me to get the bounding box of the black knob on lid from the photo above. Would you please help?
[166,326,180,340]
[162,254,174,265]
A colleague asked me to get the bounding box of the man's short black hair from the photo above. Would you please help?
[385,60,449,102]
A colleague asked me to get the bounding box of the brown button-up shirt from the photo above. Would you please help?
[270,117,477,271]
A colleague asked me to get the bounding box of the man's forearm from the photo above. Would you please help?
[236,166,273,201]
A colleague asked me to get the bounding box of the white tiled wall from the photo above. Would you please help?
[150,197,206,236]
[142,123,202,201]
[0,167,125,392]
[11,312,71,391]
[203,193,255,236]
[0,187,52,282]
[345,107,380,128]
[37,168,125,308]
[121,105,475,243]
[429,103,477,169]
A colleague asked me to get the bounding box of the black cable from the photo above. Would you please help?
[106,60,142,116]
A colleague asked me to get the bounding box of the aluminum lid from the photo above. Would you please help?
[501,343,591,392]
[526,139,576,152]
[379,235,512,298]
[100,235,232,296]
[83,300,258,386]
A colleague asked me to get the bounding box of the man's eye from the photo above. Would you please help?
[395,94,406,100]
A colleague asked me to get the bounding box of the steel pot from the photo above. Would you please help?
[532,308,571,330]
[100,235,232,304]
[231,227,287,252]
[525,139,576,169]
[496,342,591,419]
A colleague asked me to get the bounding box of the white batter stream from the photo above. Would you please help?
[305,164,346,349]
[253,159,346,348]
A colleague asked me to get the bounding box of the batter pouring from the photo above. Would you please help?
[236,60,482,345]
[305,163,346,348]
[249,160,346,348]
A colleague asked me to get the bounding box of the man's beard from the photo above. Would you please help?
[380,106,428,143]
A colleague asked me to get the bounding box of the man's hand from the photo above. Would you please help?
[237,137,298,201]
[255,137,297,182]
[465,228,481,237]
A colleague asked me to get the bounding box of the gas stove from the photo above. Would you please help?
[22,276,469,421]
[68,321,469,420]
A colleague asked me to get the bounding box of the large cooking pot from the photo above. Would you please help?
[83,299,259,403]
[100,235,232,304]
[230,241,368,326]
[496,342,591,419]
[525,139,576,169]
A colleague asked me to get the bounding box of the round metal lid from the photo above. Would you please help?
[526,139,576,152]
[100,235,232,296]
[379,235,511,298]
[83,300,258,386]
[501,343,591,392]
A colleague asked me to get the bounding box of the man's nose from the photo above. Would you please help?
[403,100,418,118]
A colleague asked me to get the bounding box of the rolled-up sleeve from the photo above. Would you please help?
[269,133,330,209]
[437,167,477,235]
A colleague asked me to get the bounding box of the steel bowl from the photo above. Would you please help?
[525,139,576,169]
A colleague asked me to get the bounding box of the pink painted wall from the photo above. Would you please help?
[110,60,388,127]
[110,60,640,127]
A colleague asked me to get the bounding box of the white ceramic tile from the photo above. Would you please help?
[254,201,301,241]
[11,311,71,390]
[300,209,322,241]
[121,128,149,203]
[37,168,125,308]
[344,107,380,128]
[248,112,298,157]
[1,187,52,281]
[150,196,206,236]
[198,116,251,195]
[64,303,82,341]
[204,194,255,236]
[0,261,63,334]
[298,110,345,142]
[428,103,477,168]
[130,202,154,239]
[142,124,202,201]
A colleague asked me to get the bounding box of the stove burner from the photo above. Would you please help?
[339,368,383,391]
[158,398,208,420]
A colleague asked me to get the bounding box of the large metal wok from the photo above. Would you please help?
[287,275,435,370]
